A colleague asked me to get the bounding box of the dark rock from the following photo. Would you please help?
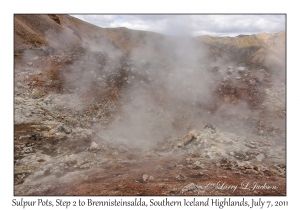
[48,14,60,24]
[62,125,72,134]
[278,164,286,169]
[233,151,247,160]
[187,171,204,178]
[202,123,216,133]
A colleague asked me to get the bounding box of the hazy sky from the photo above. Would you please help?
[71,14,285,37]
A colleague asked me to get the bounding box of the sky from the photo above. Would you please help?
[71,14,286,37]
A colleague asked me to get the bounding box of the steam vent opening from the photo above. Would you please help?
[14,14,286,196]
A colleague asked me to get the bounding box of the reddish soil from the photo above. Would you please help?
[34,156,285,196]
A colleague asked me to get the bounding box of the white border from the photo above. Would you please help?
[3,0,297,209]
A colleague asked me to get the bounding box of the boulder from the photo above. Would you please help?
[181,183,203,194]
[255,153,265,162]
[237,67,245,73]
[148,176,155,181]
[142,174,149,182]
[89,141,100,151]
[183,130,198,145]
[62,125,72,134]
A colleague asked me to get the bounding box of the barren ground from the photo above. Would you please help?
[14,47,286,196]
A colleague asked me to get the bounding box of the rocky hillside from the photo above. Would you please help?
[15,15,166,57]
[15,14,285,74]
[14,15,82,50]
[196,31,286,74]
[15,15,230,62]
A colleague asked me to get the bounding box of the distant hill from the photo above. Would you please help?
[196,31,285,72]
[14,14,285,72]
